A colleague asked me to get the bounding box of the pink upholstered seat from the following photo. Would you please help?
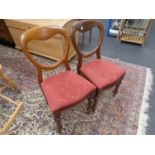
[41,71,96,112]
[70,20,127,114]
[21,26,98,132]
[80,59,126,89]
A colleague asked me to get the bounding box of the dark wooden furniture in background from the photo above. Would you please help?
[0,19,14,47]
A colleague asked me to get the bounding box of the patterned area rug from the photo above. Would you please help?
[0,44,149,134]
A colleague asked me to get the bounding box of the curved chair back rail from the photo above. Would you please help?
[20,26,71,83]
[71,20,126,112]
[20,26,97,133]
[71,20,104,70]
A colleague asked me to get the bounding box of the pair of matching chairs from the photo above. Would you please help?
[20,20,126,133]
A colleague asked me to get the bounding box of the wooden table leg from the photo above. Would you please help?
[0,93,23,135]
[0,64,22,135]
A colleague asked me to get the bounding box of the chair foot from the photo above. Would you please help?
[91,90,99,112]
[87,90,99,114]
[87,97,93,114]
[53,111,62,133]
[113,76,124,97]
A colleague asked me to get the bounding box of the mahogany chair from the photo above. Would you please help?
[20,26,96,133]
[71,20,126,112]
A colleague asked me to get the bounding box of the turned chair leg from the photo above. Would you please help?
[87,90,99,114]
[53,111,62,133]
[91,90,99,112]
[113,76,124,97]
[87,93,94,114]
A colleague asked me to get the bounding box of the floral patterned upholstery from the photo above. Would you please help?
[41,71,96,112]
[80,59,126,89]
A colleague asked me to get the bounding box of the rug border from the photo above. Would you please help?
[137,68,153,135]
[1,44,154,135]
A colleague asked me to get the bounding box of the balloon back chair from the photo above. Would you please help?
[71,20,126,112]
[20,26,96,133]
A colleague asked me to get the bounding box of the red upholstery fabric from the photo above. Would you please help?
[41,71,96,112]
[80,59,126,89]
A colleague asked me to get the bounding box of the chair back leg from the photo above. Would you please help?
[87,89,99,114]
[91,90,99,112]
[53,111,62,133]
[113,75,125,97]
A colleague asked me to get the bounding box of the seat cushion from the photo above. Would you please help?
[80,59,126,89]
[41,71,96,112]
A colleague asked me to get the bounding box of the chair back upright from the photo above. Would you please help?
[71,20,104,72]
[20,26,71,83]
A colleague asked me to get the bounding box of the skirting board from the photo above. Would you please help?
[137,68,154,134]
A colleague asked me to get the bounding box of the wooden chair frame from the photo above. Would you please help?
[64,19,93,50]
[20,26,95,133]
[0,64,23,135]
[71,20,104,73]
[71,20,125,112]
[20,26,71,83]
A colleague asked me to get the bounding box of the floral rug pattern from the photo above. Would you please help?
[0,44,146,134]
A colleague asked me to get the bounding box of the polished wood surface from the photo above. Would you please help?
[71,20,125,112]
[20,26,71,83]
[21,26,96,132]
[5,19,71,28]
[21,26,71,132]
[5,19,76,60]
[21,26,95,133]
[71,20,104,73]
[71,20,104,112]
[0,19,14,46]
